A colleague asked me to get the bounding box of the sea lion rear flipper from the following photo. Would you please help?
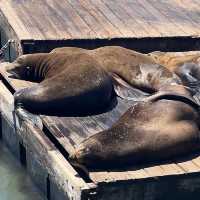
[111,73,148,101]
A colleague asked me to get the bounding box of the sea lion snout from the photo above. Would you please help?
[6,55,34,80]
[175,62,200,91]
[6,62,23,79]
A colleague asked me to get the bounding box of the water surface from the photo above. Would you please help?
[0,141,44,200]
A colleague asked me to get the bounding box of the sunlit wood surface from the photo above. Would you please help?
[0,0,200,40]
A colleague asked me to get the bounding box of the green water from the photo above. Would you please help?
[0,141,44,200]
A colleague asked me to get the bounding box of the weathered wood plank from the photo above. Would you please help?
[1,0,200,43]
[177,160,200,173]
[0,0,32,40]
[149,0,198,35]
[124,0,161,37]
[101,0,142,37]
[68,0,109,38]
[79,0,122,38]
[159,163,184,175]
[137,0,183,36]
[89,0,133,37]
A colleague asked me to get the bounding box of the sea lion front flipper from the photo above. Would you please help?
[175,62,200,93]
[111,73,149,101]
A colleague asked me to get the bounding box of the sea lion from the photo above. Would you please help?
[7,52,114,116]
[69,84,200,168]
[149,51,200,91]
[6,46,180,115]
[149,51,200,72]
[51,46,181,93]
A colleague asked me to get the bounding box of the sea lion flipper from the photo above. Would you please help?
[175,62,200,92]
[111,73,148,101]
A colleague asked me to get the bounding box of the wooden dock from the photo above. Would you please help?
[1,51,200,199]
[1,0,200,199]
[1,0,200,61]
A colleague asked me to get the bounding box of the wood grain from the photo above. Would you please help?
[0,0,200,41]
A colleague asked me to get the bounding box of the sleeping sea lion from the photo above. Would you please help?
[149,51,200,72]
[7,52,114,116]
[149,51,200,91]
[69,84,200,168]
[6,46,180,115]
[52,46,181,93]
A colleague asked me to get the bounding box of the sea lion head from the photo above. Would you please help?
[69,137,105,166]
[175,62,200,92]
[6,55,32,80]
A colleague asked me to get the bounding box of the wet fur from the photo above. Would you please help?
[70,85,200,168]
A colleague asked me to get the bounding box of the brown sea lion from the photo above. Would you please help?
[69,84,200,168]
[149,51,200,72]
[7,52,114,116]
[6,46,180,115]
[149,51,200,91]
[51,46,181,93]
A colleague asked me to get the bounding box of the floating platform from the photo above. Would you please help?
[1,52,200,199]
[1,0,200,200]
[1,0,200,61]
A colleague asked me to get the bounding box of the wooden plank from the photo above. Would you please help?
[170,0,200,30]
[162,0,200,34]
[192,156,200,168]
[137,0,184,36]
[127,168,150,180]
[143,165,165,177]
[123,0,161,37]
[58,0,96,38]
[68,0,110,38]
[89,0,133,37]
[79,0,122,38]
[159,163,185,175]
[1,0,200,46]
[101,0,144,37]
[149,0,198,35]
[0,0,32,40]
[177,160,200,173]
[43,0,82,38]
[14,1,47,40]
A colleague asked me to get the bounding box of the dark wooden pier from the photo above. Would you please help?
[1,1,200,200]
